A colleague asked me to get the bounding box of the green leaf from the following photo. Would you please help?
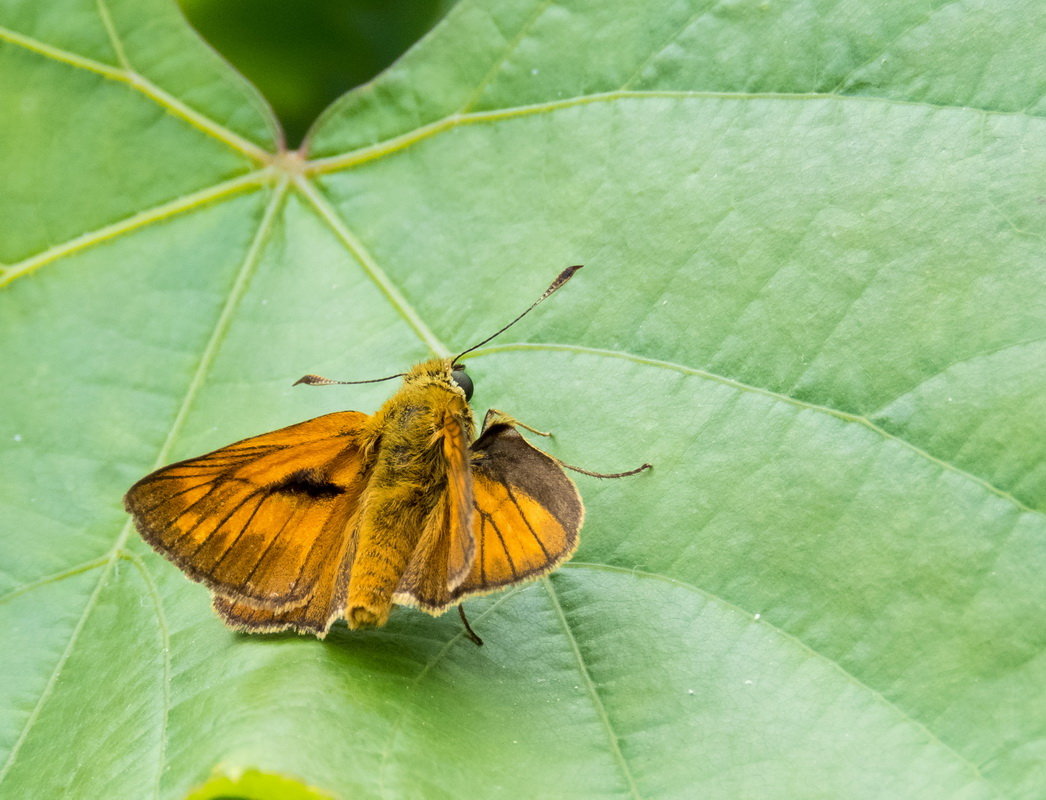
[2,0,1044,798]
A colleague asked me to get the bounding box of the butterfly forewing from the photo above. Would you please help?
[393,408,475,612]
[125,411,370,608]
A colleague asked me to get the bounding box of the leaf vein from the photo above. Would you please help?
[458,0,557,114]
[117,550,171,800]
[293,176,448,356]
[563,562,990,784]
[95,0,131,71]
[829,0,966,95]
[0,552,112,784]
[476,342,1040,516]
[870,336,1046,417]
[0,556,109,605]
[784,254,893,396]
[542,577,642,800]
[307,90,1044,176]
[0,170,272,288]
[376,591,521,800]
[619,0,718,90]
[0,23,270,162]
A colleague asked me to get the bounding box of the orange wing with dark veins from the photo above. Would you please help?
[124,412,372,627]
[451,422,584,602]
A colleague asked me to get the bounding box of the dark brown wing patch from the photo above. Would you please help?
[470,423,583,533]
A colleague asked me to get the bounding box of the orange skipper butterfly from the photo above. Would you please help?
[124,266,650,644]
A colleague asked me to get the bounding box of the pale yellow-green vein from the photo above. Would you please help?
[457,0,557,114]
[0,556,109,606]
[542,578,642,800]
[118,549,171,800]
[563,562,988,785]
[376,590,522,800]
[95,0,131,71]
[0,23,271,163]
[305,89,1037,177]
[0,169,273,288]
[293,175,448,356]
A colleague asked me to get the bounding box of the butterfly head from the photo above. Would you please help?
[405,358,474,402]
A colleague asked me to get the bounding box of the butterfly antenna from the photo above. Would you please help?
[294,372,404,387]
[453,264,583,362]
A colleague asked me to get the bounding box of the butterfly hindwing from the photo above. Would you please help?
[452,421,584,602]
[124,411,371,610]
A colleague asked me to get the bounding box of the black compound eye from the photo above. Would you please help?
[451,368,474,400]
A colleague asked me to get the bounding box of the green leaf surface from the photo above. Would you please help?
[1,0,1044,798]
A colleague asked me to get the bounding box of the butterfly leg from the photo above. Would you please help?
[482,408,552,437]
[458,604,484,646]
[481,409,651,479]
[556,461,652,478]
